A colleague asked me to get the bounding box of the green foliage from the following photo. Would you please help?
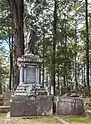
[23,0,91,94]
[0,51,9,92]
[0,0,12,41]
[1,0,91,95]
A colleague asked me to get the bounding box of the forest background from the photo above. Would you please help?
[0,0,91,96]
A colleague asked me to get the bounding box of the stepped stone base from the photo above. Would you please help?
[14,84,47,96]
[10,95,53,117]
[0,96,3,106]
[0,106,10,113]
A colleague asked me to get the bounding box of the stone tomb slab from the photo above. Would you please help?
[54,96,84,115]
[10,95,53,117]
[10,96,37,117]
[37,95,53,115]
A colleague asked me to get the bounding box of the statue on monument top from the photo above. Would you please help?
[24,23,38,55]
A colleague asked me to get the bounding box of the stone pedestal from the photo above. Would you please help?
[10,95,53,117]
[10,96,37,117]
[36,95,53,115]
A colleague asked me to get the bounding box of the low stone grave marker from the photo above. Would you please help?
[54,96,84,115]
[3,89,11,106]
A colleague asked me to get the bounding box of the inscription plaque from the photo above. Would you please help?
[24,67,36,84]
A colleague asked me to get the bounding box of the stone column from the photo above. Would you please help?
[39,67,41,84]
[36,67,39,84]
[20,66,24,85]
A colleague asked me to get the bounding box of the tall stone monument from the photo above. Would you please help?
[14,53,47,96]
[10,25,53,117]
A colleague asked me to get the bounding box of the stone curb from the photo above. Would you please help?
[54,116,69,124]
[4,112,12,124]
[85,109,91,116]
[0,106,10,113]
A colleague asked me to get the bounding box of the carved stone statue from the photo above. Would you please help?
[24,23,38,55]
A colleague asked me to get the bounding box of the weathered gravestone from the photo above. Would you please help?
[3,89,11,106]
[54,96,84,115]
[10,53,53,117]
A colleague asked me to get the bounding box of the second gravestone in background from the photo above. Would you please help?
[3,89,11,106]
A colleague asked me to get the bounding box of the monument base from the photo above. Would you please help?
[10,95,53,117]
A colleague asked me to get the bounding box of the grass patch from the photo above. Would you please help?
[0,113,6,124]
[12,116,59,124]
[61,115,91,124]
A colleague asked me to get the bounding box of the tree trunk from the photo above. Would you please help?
[42,23,45,86]
[8,0,24,88]
[57,64,60,94]
[85,0,90,95]
[9,30,13,90]
[52,0,57,95]
[74,19,78,91]
[82,68,83,85]
[42,54,44,86]
[84,63,86,87]
[63,19,67,94]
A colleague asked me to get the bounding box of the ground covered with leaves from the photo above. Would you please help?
[61,115,91,124]
[1,113,91,124]
[11,116,59,124]
[0,113,6,124]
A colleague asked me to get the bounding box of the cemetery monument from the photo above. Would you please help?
[10,25,53,117]
[10,24,84,117]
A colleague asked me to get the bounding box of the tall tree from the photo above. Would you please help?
[8,0,24,56]
[85,0,90,95]
[52,0,57,95]
[8,0,24,88]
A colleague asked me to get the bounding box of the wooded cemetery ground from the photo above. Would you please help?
[1,113,91,124]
